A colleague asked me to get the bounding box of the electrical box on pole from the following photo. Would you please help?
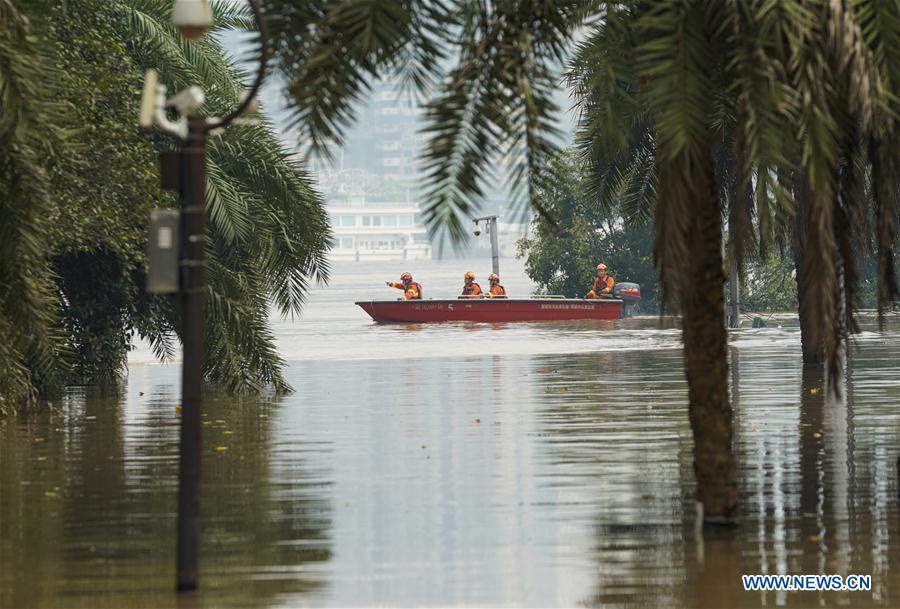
[147,210,180,294]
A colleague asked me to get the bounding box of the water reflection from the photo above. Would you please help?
[538,326,900,608]
[3,314,900,607]
[0,372,333,609]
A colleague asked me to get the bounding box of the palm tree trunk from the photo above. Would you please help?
[682,162,737,523]
[794,241,822,365]
[792,168,823,365]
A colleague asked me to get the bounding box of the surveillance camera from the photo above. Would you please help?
[473,227,481,237]
[166,86,205,116]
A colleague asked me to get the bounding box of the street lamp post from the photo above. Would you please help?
[175,113,208,592]
[142,0,268,592]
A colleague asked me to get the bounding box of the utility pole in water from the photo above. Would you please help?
[472,215,501,277]
[140,0,269,592]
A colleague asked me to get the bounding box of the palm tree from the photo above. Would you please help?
[118,0,333,392]
[0,0,69,409]
[266,0,899,523]
[0,0,332,405]
[571,0,897,518]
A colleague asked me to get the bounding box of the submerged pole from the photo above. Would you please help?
[145,0,268,593]
[176,116,207,592]
[473,214,501,278]
[489,217,500,277]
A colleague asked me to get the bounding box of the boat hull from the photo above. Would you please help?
[356,298,623,323]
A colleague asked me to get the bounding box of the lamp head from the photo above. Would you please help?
[166,86,206,115]
[171,0,213,40]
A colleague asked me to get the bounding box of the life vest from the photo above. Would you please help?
[592,275,615,294]
[389,280,423,299]
[405,281,423,300]
[462,282,482,297]
[488,283,506,297]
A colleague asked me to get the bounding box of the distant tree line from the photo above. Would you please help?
[518,150,893,316]
[516,151,661,313]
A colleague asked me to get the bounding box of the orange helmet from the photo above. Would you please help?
[464,271,475,281]
[400,272,413,282]
[488,273,499,282]
[596,263,607,271]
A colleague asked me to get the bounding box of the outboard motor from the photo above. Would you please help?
[613,282,641,317]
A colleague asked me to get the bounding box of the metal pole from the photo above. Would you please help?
[176,115,207,592]
[488,217,500,277]
[163,0,266,594]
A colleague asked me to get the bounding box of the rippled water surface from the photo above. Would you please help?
[2,259,899,608]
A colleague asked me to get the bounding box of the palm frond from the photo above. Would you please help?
[568,7,648,211]
[118,0,245,107]
[723,0,803,262]
[420,0,588,242]
[208,125,332,317]
[635,0,718,308]
[834,132,866,337]
[134,286,179,362]
[268,0,428,155]
[206,156,256,244]
[615,127,658,227]
[0,0,70,404]
[854,0,900,321]
[205,255,290,394]
[116,0,332,392]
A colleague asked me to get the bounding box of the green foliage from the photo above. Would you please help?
[517,150,660,313]
[0,0,69,409]
[731,244,898,314]
[568,1,900,379]
[117,0,331,392]
[0,0,331,407]
[738,253,797,313]
[42,1,164,387]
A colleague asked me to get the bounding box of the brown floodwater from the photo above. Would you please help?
[2,260,899,607]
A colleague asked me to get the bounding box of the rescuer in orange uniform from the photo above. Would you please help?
[386,272,422,300]
[485,273,507,298]
[585,263,615,299]
[460,271,482,298]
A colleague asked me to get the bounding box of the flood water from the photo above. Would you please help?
[2,259,899,608]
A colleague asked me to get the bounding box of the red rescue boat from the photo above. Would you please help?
[356,297,623,323]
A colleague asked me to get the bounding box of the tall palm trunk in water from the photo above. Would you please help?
[679,159,737,522]
[792,169,823,365]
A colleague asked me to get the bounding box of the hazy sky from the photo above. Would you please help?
[222,30,578,161]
